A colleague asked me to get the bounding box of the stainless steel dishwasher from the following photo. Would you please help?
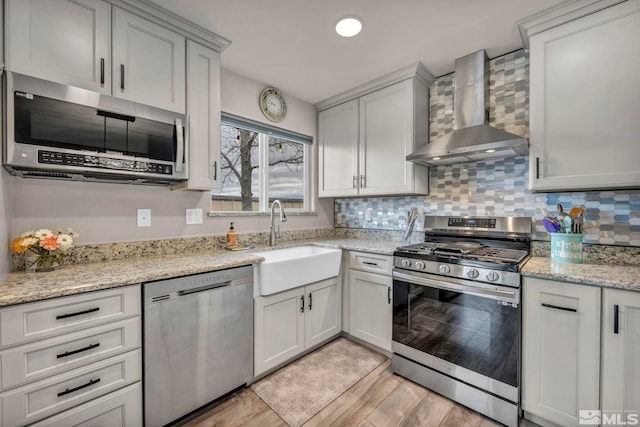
[143,265,253,427]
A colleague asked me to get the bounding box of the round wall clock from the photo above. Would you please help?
[259,87,287,122]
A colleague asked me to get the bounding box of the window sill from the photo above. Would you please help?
[207,211,318,217]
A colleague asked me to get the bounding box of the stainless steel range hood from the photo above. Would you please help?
[407,50,528,166]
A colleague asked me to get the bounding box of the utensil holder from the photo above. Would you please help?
[550,233,583,263]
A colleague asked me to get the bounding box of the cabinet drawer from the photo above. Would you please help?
[349,252,392,276]
[0,318,140,390]
[29,382,141,427]
[0,286,140,348]
[0,350,140,426]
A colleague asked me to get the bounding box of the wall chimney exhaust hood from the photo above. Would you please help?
[407,50,528,166]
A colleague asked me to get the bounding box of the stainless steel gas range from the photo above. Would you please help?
[391,215,532,427]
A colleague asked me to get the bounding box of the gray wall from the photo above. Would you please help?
[334,50,640,246]
[10,69,333,246]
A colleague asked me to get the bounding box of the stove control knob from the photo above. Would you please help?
[415,261,425,270]
[401,259,411,268]
[467,268,479,279]
[438,265,450,274]
[486,271,500,282]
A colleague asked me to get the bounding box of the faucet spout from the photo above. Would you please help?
[270,200,287,246]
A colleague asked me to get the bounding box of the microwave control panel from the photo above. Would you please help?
[38,150,173,175]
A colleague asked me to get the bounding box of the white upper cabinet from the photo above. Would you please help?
[173,41,221,190]
[6,0,188,113]
[527,0,640,191]
[318,100,359,197]
[317,63,433,198]
[113,8,186,113]
[6,0,112,93]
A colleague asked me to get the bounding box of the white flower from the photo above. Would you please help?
[57,234,74,249]
[66,228,79,238]
[21,237,38,247]
[21,230,35,237]
[34,229,53,239]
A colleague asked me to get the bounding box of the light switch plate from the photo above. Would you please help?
[186,208,203,225]
[137,209,151,227]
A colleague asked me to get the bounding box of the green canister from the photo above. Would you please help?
[550,233,583,263]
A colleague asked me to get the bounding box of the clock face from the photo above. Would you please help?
[259,87,287,122]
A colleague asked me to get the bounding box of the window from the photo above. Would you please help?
[212,114,311,212]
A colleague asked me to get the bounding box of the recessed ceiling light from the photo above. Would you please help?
[335,17,362,37]
[433,157,441,160]
[486,149,496,153]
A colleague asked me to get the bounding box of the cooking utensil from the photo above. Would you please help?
[563,215,573,234]
[573,214,583,234]
[569,207,584,219]
[543,217,561,233]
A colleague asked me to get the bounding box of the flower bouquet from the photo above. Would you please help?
[10,228,78,272]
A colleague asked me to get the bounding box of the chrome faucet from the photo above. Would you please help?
[269,200,287,246]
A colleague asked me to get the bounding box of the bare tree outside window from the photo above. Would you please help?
[212,124,305,212]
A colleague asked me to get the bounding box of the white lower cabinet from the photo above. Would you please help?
[522,277,601,426]
[0,286,141,426]
[347,251,393,352]
[254,277,341,376]
[29,383,141,427]
[601,288,640,413]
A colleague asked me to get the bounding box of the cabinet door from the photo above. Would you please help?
[522,277,600,426]
[254,288,305,375]
[349,270,392,351]
[176,41,221,190]
[113,8,186,113]
[602,288,640,413]
[318,99,359,197]
[6,0,111,93]
[359,79,419,196]
[305,278,341,349]
[529,1,640,191]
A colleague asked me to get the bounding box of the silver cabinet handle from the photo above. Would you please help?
[352,175,357,189]
[360,174,365,189]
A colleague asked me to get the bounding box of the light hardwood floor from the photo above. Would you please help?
[180,360,516,427]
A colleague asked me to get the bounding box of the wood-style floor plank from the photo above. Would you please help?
[362,380,427,426]
[400,389,454,426]
[182,389,268,427]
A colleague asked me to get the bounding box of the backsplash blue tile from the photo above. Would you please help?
[334,50,640,247]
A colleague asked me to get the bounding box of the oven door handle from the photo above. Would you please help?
[392,271,518,303]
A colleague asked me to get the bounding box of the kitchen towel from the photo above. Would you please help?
[250,337,386,426]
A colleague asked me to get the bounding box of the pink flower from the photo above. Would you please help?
[41,236,61,251]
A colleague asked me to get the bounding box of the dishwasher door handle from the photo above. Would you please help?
[178,281,233,296]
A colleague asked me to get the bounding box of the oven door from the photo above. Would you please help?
[392,269,520,402]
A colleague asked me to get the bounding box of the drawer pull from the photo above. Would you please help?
[57,378,101,397]
[57,343,100,359]
[541,303,577,313]
[363,261,379,266]
[56,307,100,320]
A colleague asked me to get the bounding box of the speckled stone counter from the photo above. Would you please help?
[0,250,264,307]
[0,237,403,308]
[521,257,640,291]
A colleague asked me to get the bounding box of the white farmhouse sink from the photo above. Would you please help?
[254,246,342,296]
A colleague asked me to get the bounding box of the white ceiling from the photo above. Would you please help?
[149,0,563,104]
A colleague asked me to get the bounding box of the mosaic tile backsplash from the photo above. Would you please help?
[334,50,640,246]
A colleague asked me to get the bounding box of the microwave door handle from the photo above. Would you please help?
[175,118,184,172]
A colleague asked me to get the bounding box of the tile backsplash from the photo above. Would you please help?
[334,50,640,246]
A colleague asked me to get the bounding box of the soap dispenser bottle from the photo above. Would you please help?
[226,222,238,248]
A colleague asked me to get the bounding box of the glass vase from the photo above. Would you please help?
[25,251,62,273]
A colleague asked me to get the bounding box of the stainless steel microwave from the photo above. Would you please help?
[3,72,188,185]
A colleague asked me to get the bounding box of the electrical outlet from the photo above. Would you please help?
[365,208,373,222]
[186,208,203,225]
[137,209,151,227]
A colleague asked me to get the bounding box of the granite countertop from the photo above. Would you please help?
[521,257,640,291]
[0,238,398,308]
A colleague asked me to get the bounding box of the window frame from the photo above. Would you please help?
[210,114,313,215]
